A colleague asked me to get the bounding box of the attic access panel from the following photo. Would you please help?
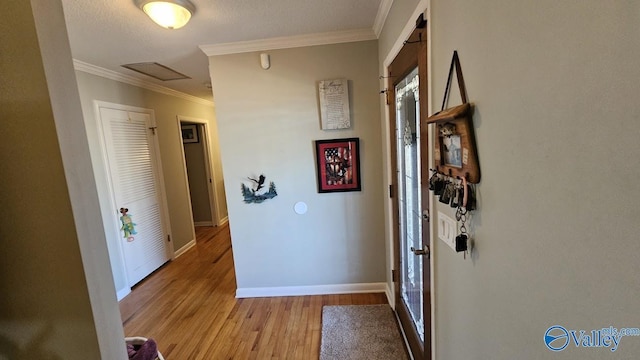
[122,62,190,81]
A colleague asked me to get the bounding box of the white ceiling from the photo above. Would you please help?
[60,0,388,102]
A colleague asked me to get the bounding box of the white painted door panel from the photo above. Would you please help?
[99,107,170,286]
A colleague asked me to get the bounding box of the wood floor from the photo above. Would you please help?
[119,224,388,359]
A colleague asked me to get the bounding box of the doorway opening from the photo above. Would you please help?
[178,116,221,230]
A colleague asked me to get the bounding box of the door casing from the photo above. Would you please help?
[387,23,433,360]
[93,101,174,295]
[177,115,222,229]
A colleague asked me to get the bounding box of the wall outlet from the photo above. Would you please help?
[437,211,457,251]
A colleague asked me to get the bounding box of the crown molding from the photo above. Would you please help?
[373,0,394,37]
[199,28,377,56]
[72,59,214,107]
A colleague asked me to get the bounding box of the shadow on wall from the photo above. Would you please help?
[0,321,62,360]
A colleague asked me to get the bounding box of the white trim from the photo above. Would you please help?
[194,221,214,227]
[218,216,229,226]
[200,28,376,56]
[424,7,437,360]
[236,282,387,299]
[174,239,196,258]
[74,59,214,107]
[373,0,394,37]
[385,283,395,308]
[116,287,131,301]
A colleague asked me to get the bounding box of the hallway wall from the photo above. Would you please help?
[209,40,386,293]
[427,1,640,358]
[75,71,226,293]
[379,0,640,358]
[0,1,124,358]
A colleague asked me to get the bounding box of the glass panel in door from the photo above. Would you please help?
[395,67,424,341]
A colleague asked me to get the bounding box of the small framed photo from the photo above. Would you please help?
[315,137,361,193]
[181,124,198,143]
[442,134,462,168]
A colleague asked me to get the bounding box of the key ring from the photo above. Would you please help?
[455,206,467,221]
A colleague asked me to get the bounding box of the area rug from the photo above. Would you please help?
[320,304,408,360]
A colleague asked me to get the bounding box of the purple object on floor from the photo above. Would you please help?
[127,344,137,357]
[127,338,158,360]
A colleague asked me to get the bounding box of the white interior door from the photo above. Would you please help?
[99,107,171,286]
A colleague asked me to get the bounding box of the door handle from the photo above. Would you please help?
[422,209,429,222]
[411,245,430,257]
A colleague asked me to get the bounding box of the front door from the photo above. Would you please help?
[389,24,431,359]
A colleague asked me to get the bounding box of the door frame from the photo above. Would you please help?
[93,101,174,295]
[382,3,435,359]
[176,115,222,228]
[388,24,430,359]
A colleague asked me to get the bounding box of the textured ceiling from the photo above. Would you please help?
[61,0,385,101]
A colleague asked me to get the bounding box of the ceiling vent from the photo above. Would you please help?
[121,62,190,81]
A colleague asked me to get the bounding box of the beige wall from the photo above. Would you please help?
[378,0,421,58]
[209,41,386,290]
[380,0,640,358]
[0,1,124,358]
[75,71,227,292]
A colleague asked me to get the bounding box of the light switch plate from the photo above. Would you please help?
[437,211,457,251]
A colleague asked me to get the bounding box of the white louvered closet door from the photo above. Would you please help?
[100,107,170,286]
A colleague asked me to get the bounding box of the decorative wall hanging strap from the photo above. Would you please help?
[440,50,469,111]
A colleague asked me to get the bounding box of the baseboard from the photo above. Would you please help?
[385,283,395,308]
[194,221,214,227]
[174,239,196,258]
[218,216,229,226]
[236,282,387,298]
[116,287,131,301]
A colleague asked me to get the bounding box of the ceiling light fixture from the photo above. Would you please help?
[135,0,196,30]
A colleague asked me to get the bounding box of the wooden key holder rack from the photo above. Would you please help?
[427,51,480,184]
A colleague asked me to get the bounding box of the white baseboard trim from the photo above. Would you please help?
[174,239,196,258]
[116,287,131,301]
[194,221,214,227]
[236,282,387,298]
[385,283,395,308]
[218,216,229,226]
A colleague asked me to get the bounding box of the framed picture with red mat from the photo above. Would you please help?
[314,137,361,193]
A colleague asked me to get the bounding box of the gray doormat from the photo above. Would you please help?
[320,304,408,360]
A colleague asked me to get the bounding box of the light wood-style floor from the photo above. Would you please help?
[119,224,388,359]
